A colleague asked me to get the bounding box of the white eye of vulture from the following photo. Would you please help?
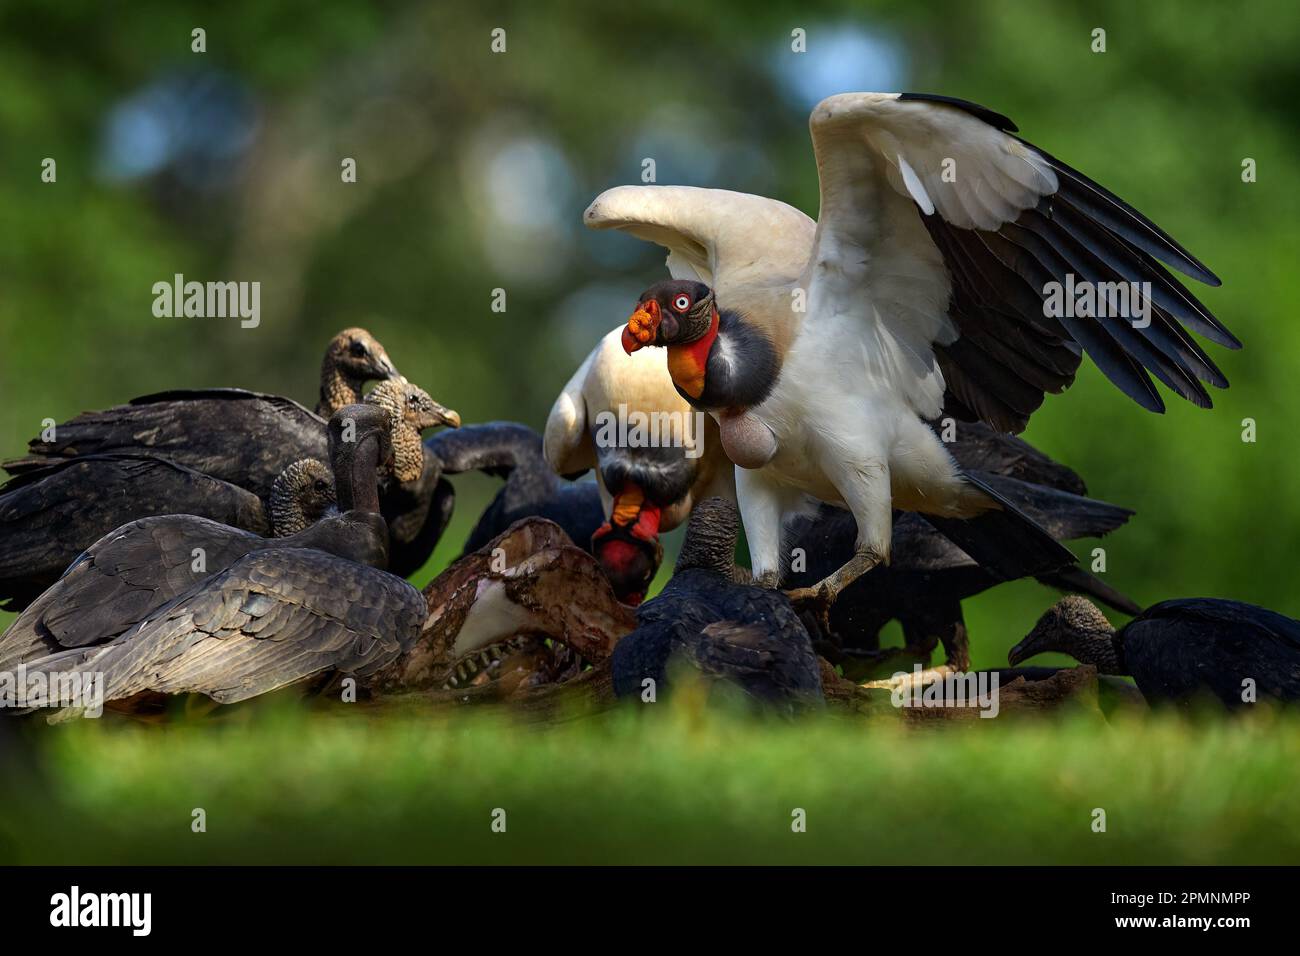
[584,91,1235,604]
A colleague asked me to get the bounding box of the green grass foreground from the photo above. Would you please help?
[2,698,1298,865]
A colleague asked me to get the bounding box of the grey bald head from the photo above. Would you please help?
[269,459,336,536]
[366,379,461,484]
[1008,595,1120,671]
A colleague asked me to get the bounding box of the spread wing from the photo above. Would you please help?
[803,92,1236,431]
[26,548,425,708]
[583,186,817,354]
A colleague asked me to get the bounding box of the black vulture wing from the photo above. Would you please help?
[426,421,544,479]
[434,423,608,554]
[1126,598,1300,705]
[4,389,326,499]
[0,454,268,611]
[942,420,1087,495]
[25,548,424,710]
[0,515,264,670]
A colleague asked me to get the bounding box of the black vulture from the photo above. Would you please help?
[363,380,461,577]
[0,454,334,611]
[0,455,270,611]
[3,329,400,492]
[1009,596,1300,709]
[0,379,456,607]
[13,404,424,718]
[611,497,823,714]
[0,407,390,671]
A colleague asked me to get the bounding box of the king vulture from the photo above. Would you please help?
[785,419,1139,671]
[590,92,1236,605]
[544,326,734,603]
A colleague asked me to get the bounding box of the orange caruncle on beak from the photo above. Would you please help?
[622,299,660,354]
[610,484,646,526]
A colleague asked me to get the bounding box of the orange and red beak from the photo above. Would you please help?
[622,298,661,354]
[591,486,664,605]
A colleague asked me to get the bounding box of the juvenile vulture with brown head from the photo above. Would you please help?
[0,339,458,606]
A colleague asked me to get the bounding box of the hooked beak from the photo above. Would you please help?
[428,401,461,430]
[622,299,661,354]
[411,392,461,431]
[1007,626,1044,667]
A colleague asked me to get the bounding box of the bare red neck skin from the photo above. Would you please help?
[665,306,720,399]
[631,501,662,540]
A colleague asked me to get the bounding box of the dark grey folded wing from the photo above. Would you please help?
[0,515,264,669]
[24,547,425,707]
[425,421,543,478]
[0,455,268,611]
[5,389,326,499]
[941,420,1087,495]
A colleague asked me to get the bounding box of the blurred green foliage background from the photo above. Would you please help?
[1,0,1296,667]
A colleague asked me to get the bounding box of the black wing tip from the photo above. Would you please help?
[1163,254,1220,288]
[897,92,1018,132]
[1040,150,1224,289]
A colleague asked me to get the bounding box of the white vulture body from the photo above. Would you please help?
[587,92,1234,591]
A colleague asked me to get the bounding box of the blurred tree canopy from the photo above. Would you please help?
[2,0,1297,665]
